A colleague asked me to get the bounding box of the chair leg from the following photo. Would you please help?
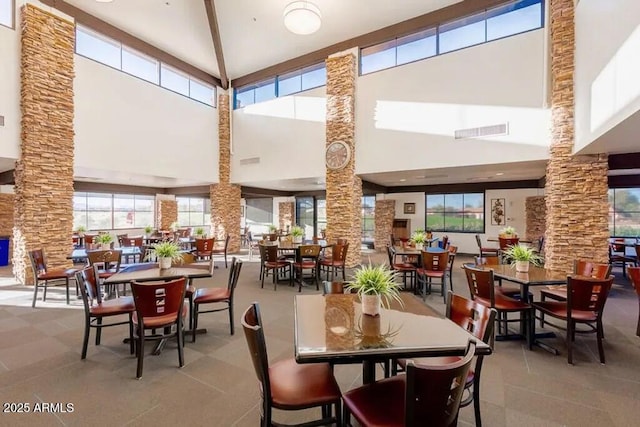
[473,362,483,427]
[188,293,194,331]
[81,317,91,359]
[177,321,184,368]
[335,399,342,426]
[224,253,228,268]
[65,277,70,304]
[136,332,145,379]
[261,266,266,288]
[128,313,134,354]
[43,281,48,302]
[32,280,39,308]
[540,293,546,328]
[342,266,346,281]
[228,303,234,335]
[95,318,103,345]
[596,319,605,364]
[192,304,199,343]
[567,319,574,365]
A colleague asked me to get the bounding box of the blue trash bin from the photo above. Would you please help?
[0,236,9,266]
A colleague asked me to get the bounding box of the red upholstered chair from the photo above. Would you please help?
[28,249,79,307]
[475,234,499,258]
[241,303,342,426]
[211,235,230,268]
[417,250,449,303]
[320,243,349,282]
[194,238,215,261]
[539,259,611,305]
[447,245,458,292]
[609,242,636,277]
[130,277,187,379]
[628,267,640,337]
[343,340,476,427]
[532,275,614,364]
[474,255,527,301]
[192,258,242,342]
[261,244,292,290]
[498,237,519,263]
[293,244,322,291]
[76,265,134,359]
[120,236,143,263]
[463,264,532,348]
[393,292,496,427]
[387,245,417,291]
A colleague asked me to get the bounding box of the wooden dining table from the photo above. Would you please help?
[294,293,491,384]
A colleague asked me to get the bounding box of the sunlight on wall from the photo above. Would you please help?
[240,96,326,123]
[373,100,550,146]
[590,24,640,132]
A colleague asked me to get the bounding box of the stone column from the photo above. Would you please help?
[279,201,294,231]
[210,94,241,252]
[374,200,395,251]
[157,200,177,230]
[525,196,546,241]
[13,5,75,284]
[544,0,609,272]
[325,53,361,267]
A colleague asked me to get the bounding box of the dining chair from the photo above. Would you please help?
[211,235,230,268]
[463,264,532,348]
[28,249,79,307]
[393,291,496,427]
[130,277,187,379]
[261,244,292,290]
[76,265,134,359]
[627,267,640,337]
[293,244,322,291]
[342,340,476,427]
[539,259,611,311]
[320,243,348,282]
[498,237,519,263]
[88,249,123,296]
[83,233,98,248]
[386,245,417,291]
[192,258,243,342]
[417,250,449,303]
[474,255,529,302]
[194,237,215,261]
[120,236,143,263]
[532,275,614,364]
[609,242,636,277]
[446,245,458,292]
[241,303,342,427]
[475,234,499,259]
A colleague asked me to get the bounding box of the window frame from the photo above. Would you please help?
[425,192,485,234]
[0,0,15,30]
[73,192,156,231]
[362,196,376,243]
[608,188,640,237]
[176,196,211,227]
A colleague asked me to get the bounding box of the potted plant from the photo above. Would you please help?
[144,225,154,237]
[75,225,86,237]
[95,233,113,250]
[148,241,183,269]
[410,230,426,250]
[501,244,543,273]
[194,227,206,238]
[268,224,278,233]
[500,226,517,238]
[346,263,403,316]
[290,225,304,243]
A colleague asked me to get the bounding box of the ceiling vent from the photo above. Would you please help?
[454,123,508,139]
[240,157,260,165]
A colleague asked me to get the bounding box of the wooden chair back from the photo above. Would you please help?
[463,264,496,304]
[573,259,612,279]
[28,249,47,276]
[567,275,613,314]
[76,265,102,307]
[87,250,122,272]
[323,281,346,294]
[84,234,98,246]
[131,277,186,326]
[332,244,348,263]
[475,255,500,266]
[447,245,458,271]
[264,245,280,263]
[498,237,519,251]
[241,303,272,406]
[629,267,640,297]
[447,291,496,345]
[195,238,215,253]
[298,244,321,259]
[226,258,243,299]
[121,236,143,248]
[421,251,448,272]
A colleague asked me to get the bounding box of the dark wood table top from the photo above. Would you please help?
[68,247,142,260]
[392,246,447,255]
[294,293,490,364]
[103,262,212,284]
[472,263,567,286]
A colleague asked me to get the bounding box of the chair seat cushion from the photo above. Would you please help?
[416,269,445,278]
[343,375,406,427]
[193,287,230,304]
[265,261,289,268]
[294,261,318,269]
[393,263,416,271]
[397,357,474,387]
[90,296,135,316]
[38,268,79,280]
[320,260,345,267]
[533,301,597,322]
[133,302,189,328]
[269,358,341,410]
[475,295,530,311]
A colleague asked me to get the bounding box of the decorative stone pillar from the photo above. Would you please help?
[13,5,75,284]
[544,0,609,272]
[211,94,241,252]
[325,53,361,267]
[525,196,546,241]
[279,201,294,231]
[157,200,177,230]
[374,200,394,251]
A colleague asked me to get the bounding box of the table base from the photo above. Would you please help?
[122,328,206,355]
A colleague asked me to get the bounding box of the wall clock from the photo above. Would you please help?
[325,141,351,170]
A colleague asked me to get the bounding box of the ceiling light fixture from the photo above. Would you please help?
[283,1,321,35]
[95,0,114,3]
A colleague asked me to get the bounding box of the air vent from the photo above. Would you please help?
[0,115,4,126]
[240,157,260,165]
[454,123,508,139]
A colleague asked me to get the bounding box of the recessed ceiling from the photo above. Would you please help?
[74,167,212,188]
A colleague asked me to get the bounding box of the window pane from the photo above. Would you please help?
[254,80,276,103]
[113,211,133,229]
[426,194,445,212]
[135,196,154,211]
[445,194,463,211]
[278,72,302,97]
[443,212,464,231]
[190,79,215,105]
[439,15,486,54]
[189,198,205,211]
[613,189,640,212]
[178,212,190,226]
[135,212,154,228]
[113,194,134,211]
[397,28,437,65]
[427,213,445,231]
[76,26,121,69]
[87,212,112,230]
[361,40,396,74]
[615,212,640,237]
[73,211,87,230]
[161,65,189,96]
[487,1,542,41]
[0,0,12,27]
[463,213,484,232]
[177,197,189,211]
[73,194,87,210]
[301,65,326,90]
[190,212,204,226]
[87,194,112,211]
[235,88,255,108]
[122,47,159,84]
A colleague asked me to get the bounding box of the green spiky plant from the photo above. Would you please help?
[290,225,304,238]
[147,241,183,264]
[346,263,403,308]
[501,244,543,266]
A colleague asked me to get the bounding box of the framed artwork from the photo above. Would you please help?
[491,199,505,225]
[404,203,416,214]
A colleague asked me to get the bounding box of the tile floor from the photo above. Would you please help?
[0,251,639,426]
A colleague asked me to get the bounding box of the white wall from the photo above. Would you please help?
[0,22,20,162]
[231,87,326,184]
[574,0,640,152]
[74,56,219,183]
[356,29,550,174]
[377,193,426,234]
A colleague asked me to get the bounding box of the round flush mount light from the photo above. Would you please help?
[95,0,114,3]
[283,1,322,35]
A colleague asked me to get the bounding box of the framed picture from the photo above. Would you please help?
[404,203,416,214]
[491,199,505,225]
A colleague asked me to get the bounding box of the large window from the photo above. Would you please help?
[75,25,216,106]
[361,0,543,75]
[296,197,315,239]
[609,188,640,237]
[426,193,484,233]
[0,0,13,29]
[73,192,155,230]
[177,197,211,227]
[362,196,375,242]
[246,198,274,235]
[234,63,326,109]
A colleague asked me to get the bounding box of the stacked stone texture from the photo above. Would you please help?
[279,202,294,231]
[157,200,177,231]
[525,196,546,241]
[13,5,75,284]
[545,0,609,272]
[374,200,395,251]
[325,54,361,267]
[211,94,241,253]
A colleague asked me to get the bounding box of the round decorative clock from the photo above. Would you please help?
[325,141,351,170]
